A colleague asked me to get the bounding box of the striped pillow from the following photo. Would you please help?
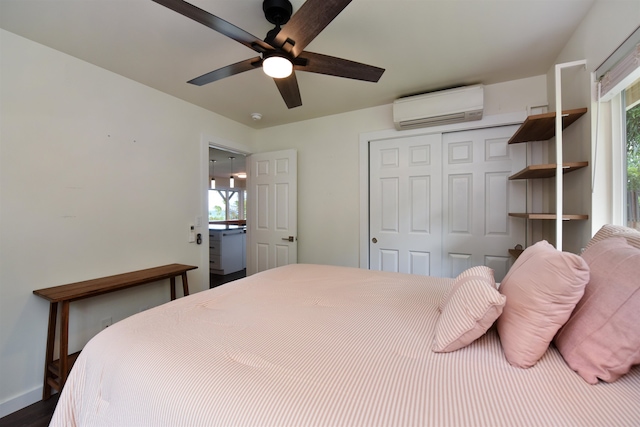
[438,266,496,312]
[433,270,505,353]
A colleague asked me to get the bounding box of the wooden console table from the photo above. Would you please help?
[33,263,197,399]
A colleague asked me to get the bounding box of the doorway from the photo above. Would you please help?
[207,144,250,288]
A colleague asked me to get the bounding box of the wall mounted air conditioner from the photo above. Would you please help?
[393,85,484,130]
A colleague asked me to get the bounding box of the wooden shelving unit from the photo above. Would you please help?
[507,107,589,223]
[509,162,588,180]
[508,108,588,144]
[509,213,589,220]
[507,60,590,256]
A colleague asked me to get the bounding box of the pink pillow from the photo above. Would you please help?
[555,237,640,384]
[585,224,640,250]
[496,240,589,368]
[439,266,495,312]
[433,270,505,353]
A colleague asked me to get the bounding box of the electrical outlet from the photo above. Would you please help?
[101,317,113,329]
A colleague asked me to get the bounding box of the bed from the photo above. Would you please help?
[50,225,640,426]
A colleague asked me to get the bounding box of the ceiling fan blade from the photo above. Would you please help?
[188,57,263,86]
[296,52,384,82]
[273,0,352,57]
[274,72,302,108]
[151,0,273,53]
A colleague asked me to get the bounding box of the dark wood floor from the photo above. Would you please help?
[0,271,245,427]
[210,269,246,288]
[0,395,59,427]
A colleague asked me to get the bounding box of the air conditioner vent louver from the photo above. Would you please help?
[393,85,484,130]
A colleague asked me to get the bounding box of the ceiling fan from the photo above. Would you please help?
[151,0,385,108]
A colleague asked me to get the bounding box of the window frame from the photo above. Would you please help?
[623,84,640,229]
[594,54,640,230]
[208,189,246,223]
[609,71,640,227]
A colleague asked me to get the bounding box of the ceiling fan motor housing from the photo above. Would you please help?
[263,0,293,26]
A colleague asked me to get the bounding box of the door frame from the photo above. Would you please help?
[200,134,253,276]
[358,112,528,269]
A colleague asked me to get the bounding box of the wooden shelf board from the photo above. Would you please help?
[509,161,588,180]
[509,213,589,220]
[508,108,588,144]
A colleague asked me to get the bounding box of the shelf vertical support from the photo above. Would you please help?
[554,59,586,251]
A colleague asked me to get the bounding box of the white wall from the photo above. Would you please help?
[250,105,393,267]
[3,0,635,414]
[0,29,254,416]
[253,75,548,268]
[546,0,640,251]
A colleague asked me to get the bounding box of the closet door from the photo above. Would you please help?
[441,125,525,281]
[368,126,525,280]
[369,133,443,276]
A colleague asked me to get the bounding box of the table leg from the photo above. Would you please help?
[182,273,190,296]
[59,300,70,390]
[170,276,176,300]
[42,302,58,400]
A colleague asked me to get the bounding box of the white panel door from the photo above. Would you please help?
[369,134,443,276]
[441,126,526,281]
[246,149,297,275]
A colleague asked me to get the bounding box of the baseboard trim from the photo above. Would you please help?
[0,386,42,419]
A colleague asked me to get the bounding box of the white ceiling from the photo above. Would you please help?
[0,0,596,129]
[209,147,246,180]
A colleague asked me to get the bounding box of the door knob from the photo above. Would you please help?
[371,237,378,243]
[282,236,295,242]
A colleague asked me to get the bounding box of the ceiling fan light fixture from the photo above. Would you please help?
[210,159,216,189]
[229,156,235,189]
[263,55,293,79]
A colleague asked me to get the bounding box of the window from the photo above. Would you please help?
[228,191,239,220]
[208,190,245,222]
[594,28,640,230]
[625,78,640,230]
[209,190,225,221]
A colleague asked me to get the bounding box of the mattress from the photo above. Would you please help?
[50,263,640,426]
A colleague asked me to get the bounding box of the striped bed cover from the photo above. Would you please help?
[51,264,640,426]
